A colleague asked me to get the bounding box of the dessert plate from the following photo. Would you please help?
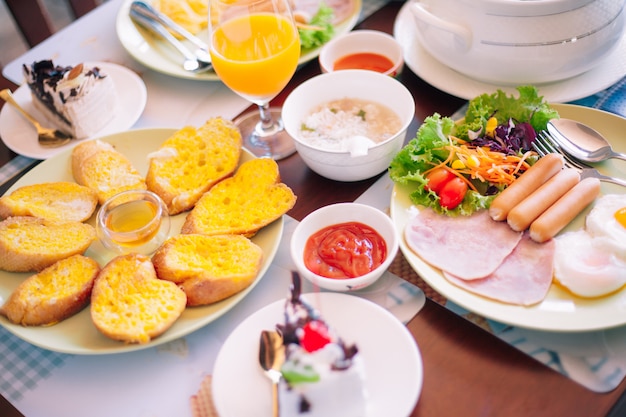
[391,104,626,332]
[115,0,362,81]
[212,292,423,417]
[0,129,283,354]
[0,62,147,160]
[393,2,626,103]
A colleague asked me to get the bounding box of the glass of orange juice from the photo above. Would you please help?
[209,0,300,160]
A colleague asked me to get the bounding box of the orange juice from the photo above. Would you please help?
[210,13,300,100]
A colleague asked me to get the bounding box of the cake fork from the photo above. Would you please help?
[0,89,72,148]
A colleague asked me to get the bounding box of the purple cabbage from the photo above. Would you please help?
[468,118,536,155]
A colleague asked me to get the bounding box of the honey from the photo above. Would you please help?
[96,190,170,255]
[105,199,160,246]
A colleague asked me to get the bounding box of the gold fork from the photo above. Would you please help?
[0,88,73,147]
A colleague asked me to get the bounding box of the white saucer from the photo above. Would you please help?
[212,292,423,417]
[0,62,147,159]
[393,2,626,103]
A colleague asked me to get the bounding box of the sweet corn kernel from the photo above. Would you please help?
[467,155,480,168]
[451,160,465,170]
[486,117,498,136]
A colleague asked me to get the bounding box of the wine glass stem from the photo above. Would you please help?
[257,102,281,136]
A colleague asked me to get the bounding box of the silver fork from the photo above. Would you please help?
[533,131,626,187]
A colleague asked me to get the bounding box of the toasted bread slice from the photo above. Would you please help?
[90,253,187,344]
[181,158,296,236]
[0,254,100,326]
[0,216,96,272]
[152,234,263,306]
[146,118,242,215]
[72,140,147,205]
[0,181,98,222]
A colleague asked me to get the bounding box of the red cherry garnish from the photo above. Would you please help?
[300,320,332,352]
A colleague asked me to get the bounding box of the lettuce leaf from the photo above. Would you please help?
[389,114,495,216]
[454,85,559,141]
[298,3,335,50]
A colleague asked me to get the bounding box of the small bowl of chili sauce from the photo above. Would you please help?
[291,202,399,292]
[319,30,404,77]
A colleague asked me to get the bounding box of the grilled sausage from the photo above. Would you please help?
[489,153,564,222]
[529,177,601,243]
[507,168,581,232]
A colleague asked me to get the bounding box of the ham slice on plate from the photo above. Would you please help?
[444,233,555,306]
[404,209,523,280]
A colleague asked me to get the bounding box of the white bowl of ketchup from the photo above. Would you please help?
[318,29,404,77]
[291,202,399,292]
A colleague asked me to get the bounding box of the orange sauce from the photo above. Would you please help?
[333,52,394,73]
[304,222,387,279]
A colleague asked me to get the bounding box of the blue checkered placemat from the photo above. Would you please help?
[570,74,626,117]
[0,329,71,401]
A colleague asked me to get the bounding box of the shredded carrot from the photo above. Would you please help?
[422,134,536,190]
[422,136,478,192]
[448,145,534,185]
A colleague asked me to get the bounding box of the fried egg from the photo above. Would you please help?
[553,230,626,298]
[586,194,626,261]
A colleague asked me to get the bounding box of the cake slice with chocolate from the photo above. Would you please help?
[23,60,117,139]
[276,273,368,416]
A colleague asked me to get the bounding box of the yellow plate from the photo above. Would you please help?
[115,0,363,81]
[391,104,626,332]
[0,128,283,354]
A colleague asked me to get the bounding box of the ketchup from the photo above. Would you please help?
[304,222,387,279]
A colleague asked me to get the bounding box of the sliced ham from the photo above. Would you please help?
[444,233,555,306]
[404,208,523,280]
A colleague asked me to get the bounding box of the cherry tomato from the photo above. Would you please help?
[425,168,456,194]
[439,177,468,209]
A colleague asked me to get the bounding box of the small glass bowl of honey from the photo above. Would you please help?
[96,189,170,255]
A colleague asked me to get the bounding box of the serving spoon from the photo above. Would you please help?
[259,330,285,417]
[547,118,626,163]
[0,89,72,147]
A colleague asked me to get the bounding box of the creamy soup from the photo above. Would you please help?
[299,98,402,151]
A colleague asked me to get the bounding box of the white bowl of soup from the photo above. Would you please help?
[282,70,414,182]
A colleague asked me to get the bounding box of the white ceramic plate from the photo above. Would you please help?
[393,2,626,103]
[115,0,362,81]
[212,292,423,417]
[0,129,283,354]
[0,62,147,160]
[391,104,626,332]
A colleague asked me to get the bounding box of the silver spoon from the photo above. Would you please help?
[259,330,285,417]
[129,4,212,73]
[547,118,626,163]
[0,89,72,148]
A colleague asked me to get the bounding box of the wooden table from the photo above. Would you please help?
[1,1,626,416]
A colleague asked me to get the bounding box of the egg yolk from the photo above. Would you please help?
[615,206,626,229]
